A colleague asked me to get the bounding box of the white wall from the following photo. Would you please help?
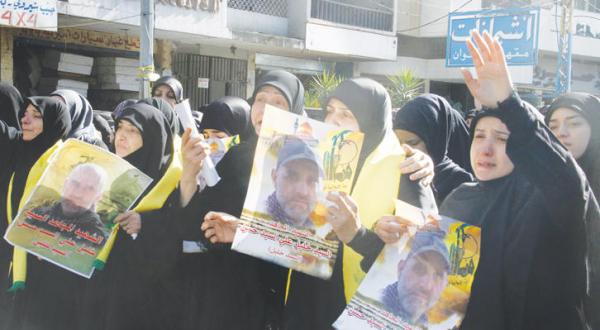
[538,6,600,59]
[305,22,397,60]
[416,0,481,37]
[58,0,231,39]
[228,8,288,36]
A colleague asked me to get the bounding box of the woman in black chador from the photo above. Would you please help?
[0,97,71,330]
[176,70,305,329]
[79,103,179,330]
[394,94,474,204]
[439,31,594,329]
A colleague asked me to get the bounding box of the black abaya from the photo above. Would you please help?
[545,92,600,329]
[1,97,71,330]
[441,95,592,330]
[285,78,438,330]
[175,70,304,330]
[79,103,177,330]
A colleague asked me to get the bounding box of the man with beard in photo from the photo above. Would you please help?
[382,230,450,326]
[266,137,324,230]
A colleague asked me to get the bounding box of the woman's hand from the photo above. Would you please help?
[180,128,209,207]
[115,211,142,235]
[399,144,434,186]
[373,215,416,244]
[326,192,361,244]
[181,128,209,179]
[201,211,240,244]
[374,212,441,244]
[461,30,514,108]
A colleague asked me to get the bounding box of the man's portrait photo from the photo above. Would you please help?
[4,139,155,278]
[266,137,324,230]
[25,163,110,245]
[381,230,450,326]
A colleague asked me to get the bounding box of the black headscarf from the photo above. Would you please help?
[326,78,390,175]
[253,70,305,116]
[0,82,23,129]
[394,94,474,203]
[169,70,306,330]
[137,97,182,136]
[93,112,114,147]
[394,94,471,169]
[545,92,600,201]
[50,89,97,141]
[199,96,250,138]
[152,76,184,103]
[19,97,71,156]
[112,99,138,120]
[115,103,173,181]
[10,97,71,214]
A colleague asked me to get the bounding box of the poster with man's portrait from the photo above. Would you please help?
[4,139,152,278]
[231,105,364,279]
[334,200,481,330]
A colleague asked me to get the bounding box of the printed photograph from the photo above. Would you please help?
[5,139,152,278]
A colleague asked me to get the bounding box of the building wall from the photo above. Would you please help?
[58,0,231,39]
[364,0,600,96]
[228,8,288,36]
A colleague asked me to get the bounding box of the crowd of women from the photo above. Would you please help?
[0,31,598,330]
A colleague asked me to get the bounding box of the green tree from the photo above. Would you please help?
[304,70,343,108]
[386,69,424,109]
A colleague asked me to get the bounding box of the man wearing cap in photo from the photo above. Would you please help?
[381,229,450,325]
[267,137,324,230]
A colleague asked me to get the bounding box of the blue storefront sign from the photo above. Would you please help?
[446,7,540,67]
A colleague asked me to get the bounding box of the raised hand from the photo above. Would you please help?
[461,30,514,108]
[181,128,209,180]
[179,128,209,207]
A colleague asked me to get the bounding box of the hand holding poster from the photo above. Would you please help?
[334,200,481,330]
[4,139,152,278]
[231,105,364,279]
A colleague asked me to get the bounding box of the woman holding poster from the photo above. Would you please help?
[79,102,182,330]
[282,77,438,330]
[0,97,71,330]
[179,69,305,330]
[439,30,595,329]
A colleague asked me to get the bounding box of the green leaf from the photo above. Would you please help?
[386,69,424,109]
[304,70,343,108]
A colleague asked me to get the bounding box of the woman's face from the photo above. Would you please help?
[548,107,592,159]
[21,104,43,141]
[394,129,428,155]
[152,84,177,108]
[470,117,514,181]
[203,129,229,139]
[324,98,360,132]
[251,85,289,135]
[115,119,144,157]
